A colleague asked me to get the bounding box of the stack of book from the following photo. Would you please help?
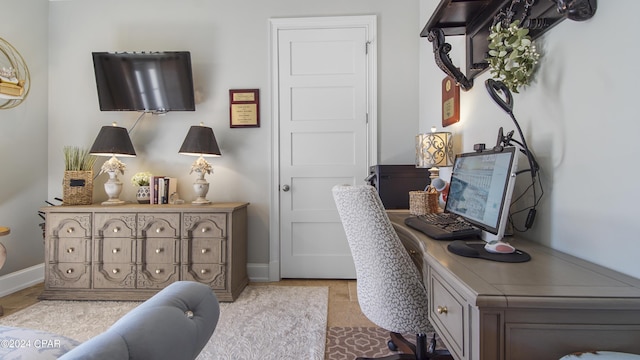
[149,176,178,204]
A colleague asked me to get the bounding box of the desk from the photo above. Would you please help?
[388,211,640,360]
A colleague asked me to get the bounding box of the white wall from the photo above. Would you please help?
[420,0,640,279]
[0,0,49,278]
[45,0,420,276]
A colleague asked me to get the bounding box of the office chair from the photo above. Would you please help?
[332,185,452,360]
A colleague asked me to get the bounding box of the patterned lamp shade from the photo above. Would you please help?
[415,131,453,168]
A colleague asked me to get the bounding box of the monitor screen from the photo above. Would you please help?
[92,51,195,113]
[445,147,518,241]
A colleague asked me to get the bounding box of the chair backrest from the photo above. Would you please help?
[332,184,431,334]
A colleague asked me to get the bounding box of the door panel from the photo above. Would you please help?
[274,17,376,278]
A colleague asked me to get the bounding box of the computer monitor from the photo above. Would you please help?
[444,147,518,242]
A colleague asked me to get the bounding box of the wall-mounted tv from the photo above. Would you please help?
[92,51,195,113]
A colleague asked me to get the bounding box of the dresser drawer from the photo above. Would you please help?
[430,272,465,359]
[54,237,88,263]
[183,213,226,238]
[143,238,179,264]
[47,263,91,289]
[93,263,136,289]
[95,213,136,238]
[182,263,226,290]
[137,264,179,289]
[47,213,91,238]
[96,237,134,263]
[139,213,180,238]
[188,238,226,264]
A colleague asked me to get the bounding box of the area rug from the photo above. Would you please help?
[0,285,328,360]
[324,326,446,360]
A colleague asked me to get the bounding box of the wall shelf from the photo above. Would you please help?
[422,0,596,90]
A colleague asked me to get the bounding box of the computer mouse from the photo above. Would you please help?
[484,240,516,254]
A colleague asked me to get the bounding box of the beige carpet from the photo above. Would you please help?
[0,285,328,360]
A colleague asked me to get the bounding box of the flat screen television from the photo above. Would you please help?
[92,51,195,113]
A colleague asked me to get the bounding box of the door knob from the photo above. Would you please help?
[282,185,290,192]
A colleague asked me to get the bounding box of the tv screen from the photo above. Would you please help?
[92,51,195,113]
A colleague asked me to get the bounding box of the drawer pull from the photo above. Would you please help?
[66,268,74,274]
[200,269,208,274]
[155,269,162,274]
[113,227,120,233]
[201,227,209,233]
[201,248,208,254]
[156,227,164,233]
[155,248,163,254]
[67,247,75,253]
[112,248,119,254]
[66,227,74,234]
[436,306,448,315]
[112,268,119,274]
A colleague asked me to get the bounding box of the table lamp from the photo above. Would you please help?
[179,123,221,205]
[89,122,136,205]
[416,126,453,181]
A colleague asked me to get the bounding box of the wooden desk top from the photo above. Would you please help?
[0,226,9,236]
[388,211,640,309]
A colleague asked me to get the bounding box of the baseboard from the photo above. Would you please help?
[0,263,44,297]
[247,262,270,282]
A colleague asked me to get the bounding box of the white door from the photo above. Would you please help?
[270,16,377,279]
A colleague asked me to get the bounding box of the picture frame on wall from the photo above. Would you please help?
[441,76,460,127]
[229,89,260,128]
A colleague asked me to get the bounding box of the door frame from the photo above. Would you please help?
[268,16,378,281]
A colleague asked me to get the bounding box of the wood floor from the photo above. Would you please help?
[0,279,376,328]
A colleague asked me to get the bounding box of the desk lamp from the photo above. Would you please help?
[416,127,453,208]
[89,122,136,205]
[179,123,221,205]
[415,126,453,179]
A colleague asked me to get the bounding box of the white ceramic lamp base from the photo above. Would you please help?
[192,177,210,205]
[102,171,125,205]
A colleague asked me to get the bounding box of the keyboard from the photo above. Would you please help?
[404,213,481,240]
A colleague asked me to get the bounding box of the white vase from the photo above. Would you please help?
[192,171,210,205]
[136,185,151,204]
[102,171,124,205]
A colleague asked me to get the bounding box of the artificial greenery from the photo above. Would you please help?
[487,20,540,93]
[131,172,152,186]
[63,146,97,171]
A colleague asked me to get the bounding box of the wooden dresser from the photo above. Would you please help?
[40,203,249,302]
[388,211,640,360]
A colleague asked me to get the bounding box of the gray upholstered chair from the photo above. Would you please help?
[332,184,451,360]
[59,281,220,360]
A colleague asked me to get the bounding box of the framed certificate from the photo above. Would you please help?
[441,76,460,127]
[229,89,260,128]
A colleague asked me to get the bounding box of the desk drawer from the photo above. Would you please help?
[430,272,465,359]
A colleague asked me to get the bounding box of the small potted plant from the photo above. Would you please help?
[131,171,152,204]
[62,146,97,205]
[487,20,540,93]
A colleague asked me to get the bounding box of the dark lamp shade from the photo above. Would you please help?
[89,125,136,157]
[179,125,221,157]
